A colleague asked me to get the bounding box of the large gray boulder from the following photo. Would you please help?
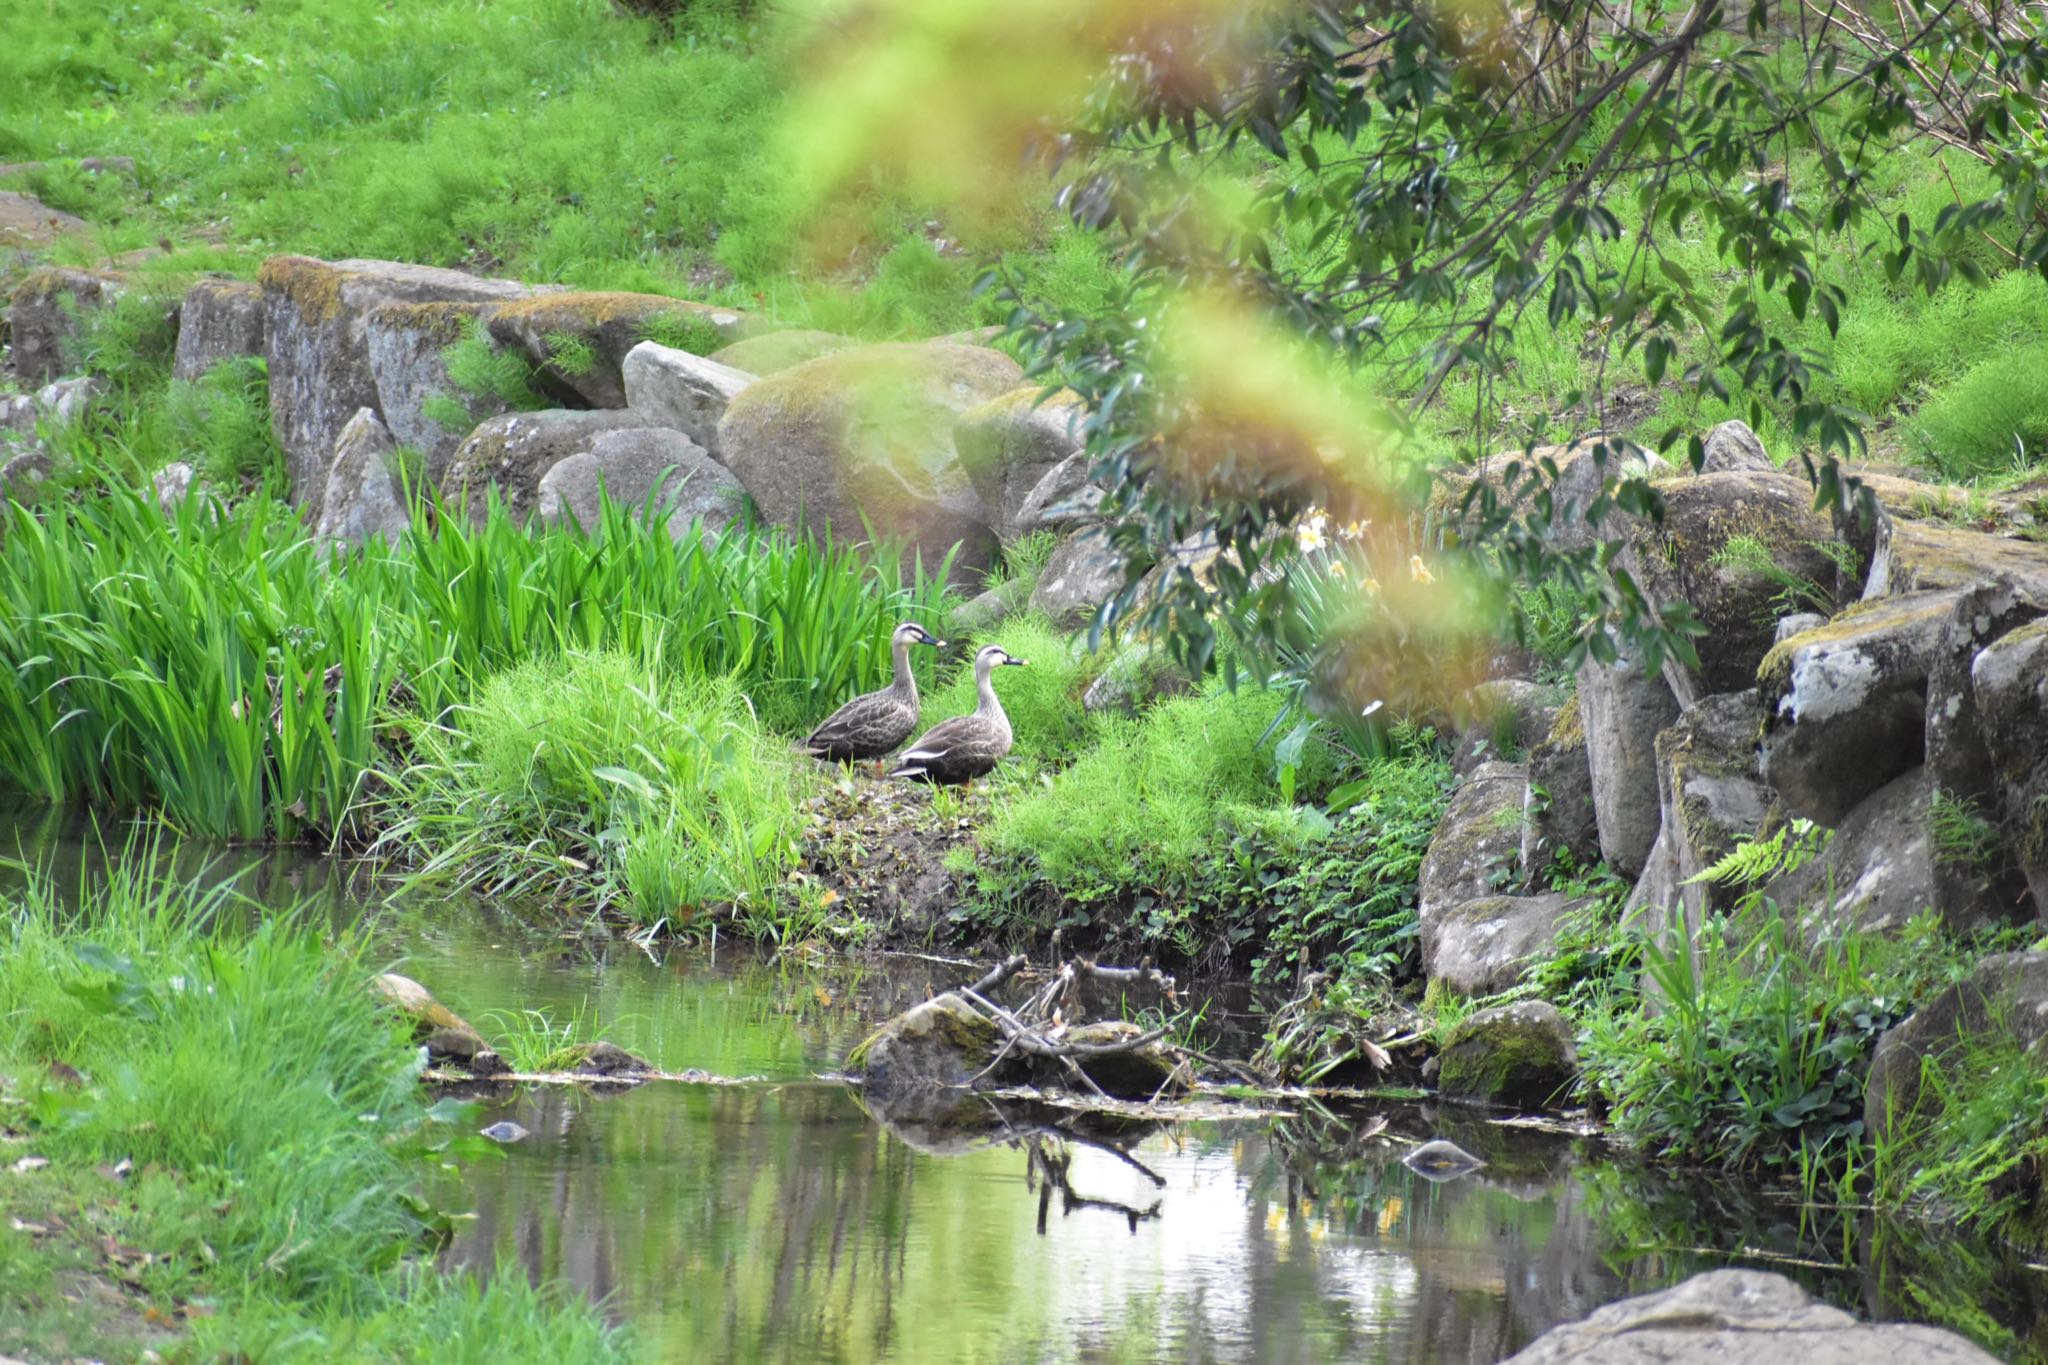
[620,340,754,458]
[535,428,747,540]
[259,256,535,516]
[1422,893,1571,997]
[1759,590,1960,826]
[952,386,1087,543]
[1624,470,1845,699]
[1766,767,1955,938]
[0,189,90,254]
[172,277,267,382]
[484,291,746,410]
[1080,646,1195,715]
[1519,697,1601,880]
[1973,619,2048,914]
[9,266,132,385]
[313,408,411,550]
[1505,1269,1998,1365]
[1644,690,1771,942]
[716,342,1018,578]
[949,577,1031,635]
[442,409,654,526]
[1865,951,2048,1143]
[1577,649,1681,877]
[1694,418,1778,474]
[1417,761,1528,926]
[362,299,513,481]
[1028,527,1128,627]
[1437,999,1577,1108]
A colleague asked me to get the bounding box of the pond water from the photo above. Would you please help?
[7,806,2047,1363]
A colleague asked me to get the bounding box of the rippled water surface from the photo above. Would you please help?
[7,805,2044,1363]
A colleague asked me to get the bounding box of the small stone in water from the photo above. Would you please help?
[1401,1139,1484,1182]
[480,1121,529,1144]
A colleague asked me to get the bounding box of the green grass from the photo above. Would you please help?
[0,852,625,1360]
[383,650,804,927]
[0,479,951,844]
[1912,342,2048,480]
[0,0,1120,340]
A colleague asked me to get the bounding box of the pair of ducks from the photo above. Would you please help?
[801,622,1026,786]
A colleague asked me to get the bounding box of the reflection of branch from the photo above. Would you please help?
[1024,1136,1164,1236]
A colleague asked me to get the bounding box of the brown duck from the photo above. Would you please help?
[888,644,1027,787]
[802,622,944,765]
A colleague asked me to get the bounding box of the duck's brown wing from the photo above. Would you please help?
[887,717,1006,785]
[803,691,919,761]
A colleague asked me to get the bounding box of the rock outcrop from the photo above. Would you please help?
[1865,950,2048,1143]
[1624,470,1844,698]
[1505,1269,1997,1364]
[259,255,536,515]
[1577,649,1680,877]
[1758,590,1959,825]
[1418,761,1528,926]
[1029,527,1128,627]
[716,341,1018,578]
[1973,619,2048,913]
[1519,696,1600,879]
[846,992,1003,1103]
[1422,893,1571,997]
[9,266,130,385]
[708,328,854,376]
[1639,690,1770,941]
[363,299,508,478]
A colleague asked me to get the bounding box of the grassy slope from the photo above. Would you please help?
[0,860,625,1361]
[0,0,1114,338]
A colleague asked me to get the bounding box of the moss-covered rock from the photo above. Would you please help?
[1519,684,1600,878]
[709,328,855,376]
[363,298,507,475]
[1646,690,1769,944]
[716,341,1018,581]
[486,290,746,410]
[1418,760,1528,923]
[1866,514,2048,601]
[558,1040,653,1077]
[846,991,1002,1102]
[1759,590,1960,825]
[1423,892,1573,996]
[952,386,1087,543]
[1437,1000,1577,1109]
[441,408,655,525]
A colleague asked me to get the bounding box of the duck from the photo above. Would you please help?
[801,622,945,765]
[888,644,1028,788]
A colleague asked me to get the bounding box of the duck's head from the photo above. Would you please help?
[976,644,1028,669]
[894,622,945,649]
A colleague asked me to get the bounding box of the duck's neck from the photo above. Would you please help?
[973,661,1010,732]
[889,635,918,699]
